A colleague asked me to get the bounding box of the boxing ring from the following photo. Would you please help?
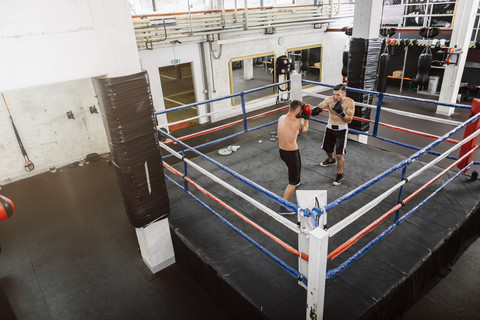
[156,79,480,320]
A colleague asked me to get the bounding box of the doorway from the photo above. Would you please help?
[159,63,197,131]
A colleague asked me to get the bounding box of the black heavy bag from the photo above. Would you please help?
[342,51,349,77]
[93,71,170,228]
[377,53,390,93]
[347,38,381,132]
[276,55,291,75]
[415,52,432,86]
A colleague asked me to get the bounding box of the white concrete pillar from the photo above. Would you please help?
[437,0,480,116]
[243,58,254,80]
[136,218,175,274]
[350,0,383,144]
[352,0,384,39]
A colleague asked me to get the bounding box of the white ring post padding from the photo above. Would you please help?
[302,91,463,126]
[306,227,329,320]
[159,142,300,233]
[327,127,480,237]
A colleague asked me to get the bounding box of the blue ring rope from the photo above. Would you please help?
[302,80,471,110]
[160,114,470,214]
[165,173,307,285]
[157,81,478,285]
[160,118,278,160]
[155,80,290,115]
[324,112,480,211]
[325,163,471,280]
[158,127,300,213]
[193,120,279,151]
[309,117,459,160]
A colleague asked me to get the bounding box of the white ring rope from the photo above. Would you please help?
[327,127,480,236]
[159,141,300,233]
[302,91,463,126]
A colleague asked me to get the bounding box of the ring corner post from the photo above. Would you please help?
[306,227,329,320]
[373,92,384,137]
[457,98,480,171]
[436,0,480,116]
[240,92,247,132]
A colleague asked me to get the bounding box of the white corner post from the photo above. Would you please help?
[290,71,303,101]
[135,218,175,274]
[436,0,480,116]
[306,227,329,320]
[296,190,328,320]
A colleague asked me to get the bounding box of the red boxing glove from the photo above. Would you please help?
[303,104,313,116]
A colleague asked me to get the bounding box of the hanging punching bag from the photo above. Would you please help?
[377,53,390,93]
[276,55,291,75]
[0,195,15,221]
[415,52,432,86]
[342,51,349,77]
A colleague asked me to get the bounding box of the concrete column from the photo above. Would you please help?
[243,58,254,80]
[437,0,480,116]
[352,0,383,39]
[349,0,383,145]
[136,218,175,274]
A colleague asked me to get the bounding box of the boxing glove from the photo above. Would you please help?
[332,101,346,118]
[311,106,321,116]
[296,104,313,119]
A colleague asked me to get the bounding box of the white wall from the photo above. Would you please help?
[0,79,108,183]
[206,29,348,121]
[0,0,141,183]
[137,29,348,125]
[0,0,349,183]
[0,0,140,91]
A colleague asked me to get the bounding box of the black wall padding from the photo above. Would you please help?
[347,38,382,132]
[92,71,170,228]
[342,51,349,77]
[415,52,432,86]
[377,53,390,93]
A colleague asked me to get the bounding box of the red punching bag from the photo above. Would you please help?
[0,195,15,221]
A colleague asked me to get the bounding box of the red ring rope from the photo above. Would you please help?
[318,109,459,144]
[163,105,462,262]
[163,161,309,261]
[328,144,480,260]
[165,105,289,145]
[168,105,458,147]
